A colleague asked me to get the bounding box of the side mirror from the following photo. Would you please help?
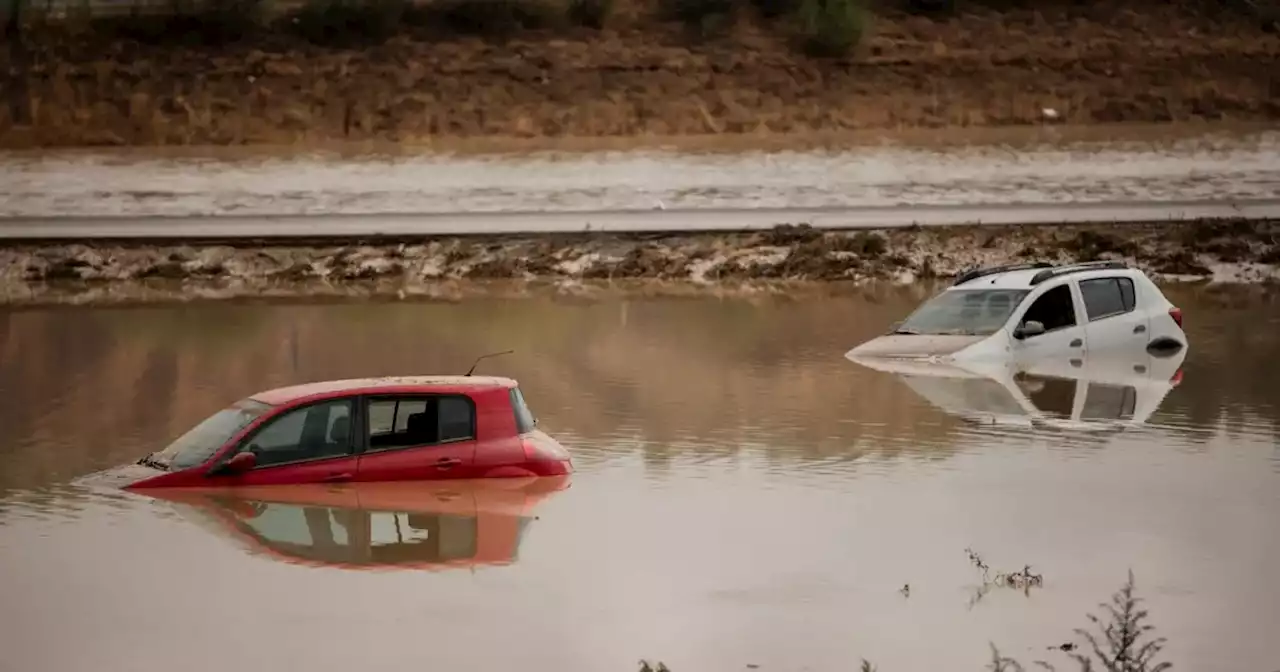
[1014,320,1046,340]
[211,451,256,476]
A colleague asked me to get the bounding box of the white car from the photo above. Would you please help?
[847,261,1188,363]
[847,345,1186,432]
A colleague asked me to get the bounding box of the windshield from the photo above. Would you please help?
[897,289,1030,336]
[152,399,273,471]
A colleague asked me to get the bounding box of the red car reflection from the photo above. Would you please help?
[81,376,573,489]
[144,476,570,571]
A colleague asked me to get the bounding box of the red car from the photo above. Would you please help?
[81,376,574,489]
[144,476,570,572]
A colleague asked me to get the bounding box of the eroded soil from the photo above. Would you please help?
[4,219,1277,305]
[3,3,1278,148]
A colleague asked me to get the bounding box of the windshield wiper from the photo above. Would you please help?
[137,452,170,471]
[892,327,922,335]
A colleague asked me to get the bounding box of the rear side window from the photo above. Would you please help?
[510,388,537,434]
[366,395,475,451]
[1079,277,1136,321]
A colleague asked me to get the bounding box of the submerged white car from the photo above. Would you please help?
[848,261,1187,362]
[848,345,1186,432]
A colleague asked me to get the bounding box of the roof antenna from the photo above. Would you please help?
[465,350,514,376]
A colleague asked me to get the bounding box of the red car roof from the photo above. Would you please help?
[250,375,518,406]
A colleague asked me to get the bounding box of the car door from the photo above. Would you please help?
[205,398,360,486]
[354,395,479,482]
[1077,276,1149,353]
[1010,283,1087,361]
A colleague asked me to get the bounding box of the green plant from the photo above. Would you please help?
[795,0,866,57]
[566,0,613,27]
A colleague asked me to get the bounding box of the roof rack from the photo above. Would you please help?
[952,262,1054,286]
[1029,260,1129,286]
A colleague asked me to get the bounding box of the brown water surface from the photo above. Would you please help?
[1,286,1278,672]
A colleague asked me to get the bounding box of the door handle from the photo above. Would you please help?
[435,458,463,469]
[1134,325,1147,334]
[1069,339,1083,347]
[322,472,353,483]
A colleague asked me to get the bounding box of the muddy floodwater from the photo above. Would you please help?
[1,286,1279,672]
[2,127,1278,218]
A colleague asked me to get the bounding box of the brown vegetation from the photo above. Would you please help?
[3,218,1279,305]
[1,0,1277,148]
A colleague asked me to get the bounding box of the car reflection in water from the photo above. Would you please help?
[142,476,570,571]
[847,345,1186,433]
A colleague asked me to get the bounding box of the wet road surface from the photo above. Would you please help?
[2,127,1277,238]
[1,287,1278,672]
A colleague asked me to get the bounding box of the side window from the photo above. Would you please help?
[439,397,475,442]
[1118,278,1136,312]
[368,399,427,437]
[1014,373,1075,417]
[238,502,354,561]
[1020,285,1077,334]
[366,396,475,452]
[242,399,353,468]
[1079,278,1135,321]
[368,512,478,564]
[511,387,536,434]
[1081,383,1137,420]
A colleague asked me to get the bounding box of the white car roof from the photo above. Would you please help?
[951,263,1141,290]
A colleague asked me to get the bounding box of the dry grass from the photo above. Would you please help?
[2,0,1276,148]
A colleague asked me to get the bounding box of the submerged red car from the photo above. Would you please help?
[80,376,573,489]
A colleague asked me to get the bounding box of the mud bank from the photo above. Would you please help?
[2,219,1277,305]
[3,3,1278,148]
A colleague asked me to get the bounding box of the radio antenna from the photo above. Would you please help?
[465,350,514,376]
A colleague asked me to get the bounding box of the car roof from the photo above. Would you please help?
[250,375,517,406]
[951,264,1141,290]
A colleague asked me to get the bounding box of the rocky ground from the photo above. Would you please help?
[2,1,1278,147]
[3,219,1277,305]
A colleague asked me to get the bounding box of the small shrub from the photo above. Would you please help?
[751,0,797,18]
[660,0,734,31]
[567,0,613,27]
[284,0,409,45]
[409,0,563,37]
[900,0,955,15]
[90,0,267,45]
[795,0,866,57]
[1069,571,1172,672]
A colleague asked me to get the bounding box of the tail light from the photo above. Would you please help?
[1168,307,1183,328]
[1170,368,1184,387]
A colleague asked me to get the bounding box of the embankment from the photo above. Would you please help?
[2,0,1278,148]
[3,219,1277,305]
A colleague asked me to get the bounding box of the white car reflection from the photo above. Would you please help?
[848,347,1186,432]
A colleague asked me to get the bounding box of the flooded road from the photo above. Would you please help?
[2,129,1278,219]
[2,286,1279,672]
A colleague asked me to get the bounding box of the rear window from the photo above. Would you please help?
[510,388,537,434]
[1079,277,1136,321]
